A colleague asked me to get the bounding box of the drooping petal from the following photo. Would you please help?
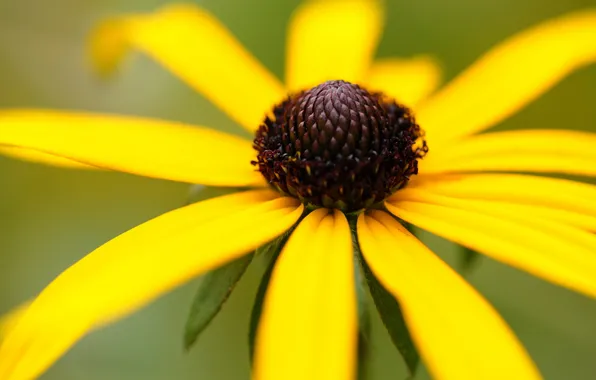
[357,211,541,380]
[254,209,357,380]
[397,187,596,232]
[90,4,285,133]
[386,200,596,298]
[286,0,383,92]
[0,147,98,169]
[0,190,303,380]
[364,56,442,107]
[421,130,596,176]
[0,109,262,186]
[406,174,596,218]
[416,10,596,147]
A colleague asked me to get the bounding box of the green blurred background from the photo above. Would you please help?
[1,0,596,379]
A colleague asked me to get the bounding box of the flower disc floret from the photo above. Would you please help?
[253,80,427,211]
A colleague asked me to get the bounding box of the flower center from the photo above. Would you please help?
[252,80,427,211]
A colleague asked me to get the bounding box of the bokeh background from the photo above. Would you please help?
[1,0,596,379]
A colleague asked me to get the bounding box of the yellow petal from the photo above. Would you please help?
[407,174,596,218]
[254,209,356,380]
[0,304,29,340]
[0,147,98,169]
[0,190,303,380]
[421,129,596,176]
[0,109,262,186]
[89,18,132,77]
[286,0,383,92]
[416,10,596,147]
[357,211,541,380]
[397,187,596,232]
[90,4,285,133]
[395,188,596,248]
[386,200,596,298]
[422,153,596,177]
[364,56,442,107]
[426,130,596,161]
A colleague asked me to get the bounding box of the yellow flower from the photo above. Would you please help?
[1,1,596,379]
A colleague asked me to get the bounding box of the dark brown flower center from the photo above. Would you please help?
[252,80,427,211]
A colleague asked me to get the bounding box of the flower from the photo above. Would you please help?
[1,0,596,379]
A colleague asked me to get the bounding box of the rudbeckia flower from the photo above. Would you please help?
[1,1,596,379]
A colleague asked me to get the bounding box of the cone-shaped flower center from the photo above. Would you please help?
[253,80,427,211]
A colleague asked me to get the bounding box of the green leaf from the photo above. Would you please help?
[459,246,482,274]
[357,331,370,380]
[184,254,253,350]
[354,248,371,342]
[363,261,419,376]
[248,231,293,363]
[354,233,419,377]
[347,215,378,380]
[402,221,417,235]
[350,212,419,376]
[363,261,420,376]
[353,235,372,380]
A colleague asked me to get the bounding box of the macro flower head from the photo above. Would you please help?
[1,1,596,379]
